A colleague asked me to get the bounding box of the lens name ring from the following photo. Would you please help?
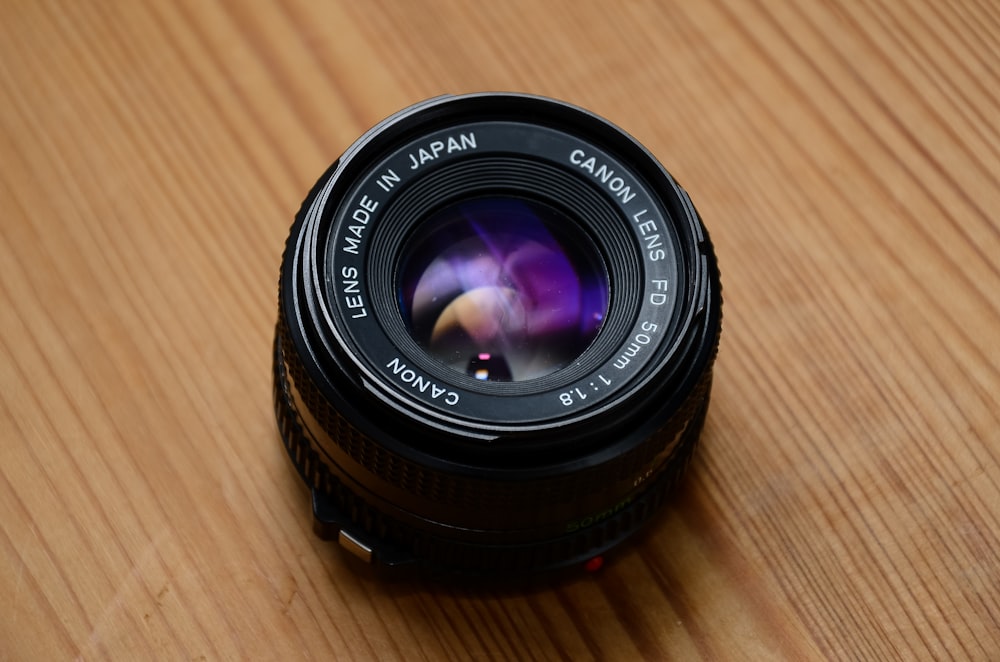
[321,119,695,431]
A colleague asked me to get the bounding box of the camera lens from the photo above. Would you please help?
[273,93,721,576]
[398,195,609,382]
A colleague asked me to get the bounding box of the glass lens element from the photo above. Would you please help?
[398,196,609,382]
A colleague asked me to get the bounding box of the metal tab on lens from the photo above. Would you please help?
[338,529,374,563]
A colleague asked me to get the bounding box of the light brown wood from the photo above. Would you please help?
[2,0,998,659]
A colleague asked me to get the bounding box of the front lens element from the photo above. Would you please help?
[398,196,609,382]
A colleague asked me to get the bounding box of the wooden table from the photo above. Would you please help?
[2,1,997,659]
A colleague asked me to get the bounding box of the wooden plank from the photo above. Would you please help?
[1,0,997,658]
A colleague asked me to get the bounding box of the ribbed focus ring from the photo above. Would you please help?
[274,326,709,573]
[278,302,707,514]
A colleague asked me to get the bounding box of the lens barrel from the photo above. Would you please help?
[273,93,721,576]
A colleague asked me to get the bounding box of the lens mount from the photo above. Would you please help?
[274,93,721,576]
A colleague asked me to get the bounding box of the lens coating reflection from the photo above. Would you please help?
[398,196,609,382]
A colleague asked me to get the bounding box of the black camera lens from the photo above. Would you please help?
[273,93,721,576]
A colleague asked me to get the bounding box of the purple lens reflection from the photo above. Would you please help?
[398,196,609,382]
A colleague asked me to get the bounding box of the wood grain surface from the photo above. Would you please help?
[2,0,998,659]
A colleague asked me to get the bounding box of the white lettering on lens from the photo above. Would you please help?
[340,266,367,319]
[569,149,636,203]
[386,358,460,405]
[376,168,401,192]
[632,209,666,261]
[408,132,477,170]
[342,195,379,255]
[559,374,613,407]
[650,279,669,305]
[613,330,655,369]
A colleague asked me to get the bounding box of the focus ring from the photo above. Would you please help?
[278,301,708,514]
[274,327,710,573]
